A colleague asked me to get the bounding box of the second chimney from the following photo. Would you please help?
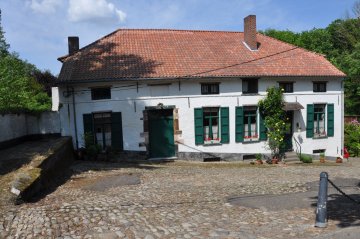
[68,36,79,55]
[244,15,257,50]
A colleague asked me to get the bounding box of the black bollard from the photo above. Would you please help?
[315,172,328,228]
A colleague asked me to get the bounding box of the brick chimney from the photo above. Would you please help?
[68,36,79,55]
[244,15,257,50]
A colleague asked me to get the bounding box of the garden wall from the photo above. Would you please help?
[0,112,60,149]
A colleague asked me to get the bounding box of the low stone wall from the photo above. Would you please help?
[10,137,74,203]
[0,112,60,149]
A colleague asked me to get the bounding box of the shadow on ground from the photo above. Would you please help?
[28,158,166,203]
[309,178,360,228]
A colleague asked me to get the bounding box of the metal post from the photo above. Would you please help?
[315,172,328,228]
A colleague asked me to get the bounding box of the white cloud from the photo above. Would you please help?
[68,0,126,23]
[28,0,62,14]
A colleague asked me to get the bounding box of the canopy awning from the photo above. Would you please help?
[283,102,304,111]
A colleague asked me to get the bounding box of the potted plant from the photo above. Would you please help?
[255,153,263,164]
[319,152,325,163]
[336,156,343,163]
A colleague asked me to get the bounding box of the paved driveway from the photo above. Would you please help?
[1,159,360,238]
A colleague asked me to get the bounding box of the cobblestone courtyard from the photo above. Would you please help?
[1,159,360,239]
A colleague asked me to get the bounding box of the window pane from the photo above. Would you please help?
[201,84,219,95]
[243,79,258,93]
[91,87,111,100]
[203,107,219,141]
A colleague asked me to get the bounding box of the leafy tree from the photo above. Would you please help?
[0,8,53,113]
[262,17,360,115]
[0,9,9,56]
[0,54,51,113]
[258,87,288,159]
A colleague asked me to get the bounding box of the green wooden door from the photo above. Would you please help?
[148,110,175,158]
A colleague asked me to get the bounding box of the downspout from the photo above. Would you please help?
[341,79,344,155]
[72,86,79,150]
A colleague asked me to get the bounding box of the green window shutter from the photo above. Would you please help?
[306,104,314,138]
[220,107,229,143]
[235,107,244,142]
[259,112,267,141]
[83,113,94,147]
[327,104,334,137]
[194,108,204,145]
[83,114,93,134]
[111,112,123,151]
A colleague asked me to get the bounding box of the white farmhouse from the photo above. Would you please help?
[55,15,346,160]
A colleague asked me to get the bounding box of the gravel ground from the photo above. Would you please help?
[1,159,360,239]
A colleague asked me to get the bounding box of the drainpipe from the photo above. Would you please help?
[71,86,79,150]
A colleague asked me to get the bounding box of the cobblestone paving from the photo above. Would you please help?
[1,159,360,239]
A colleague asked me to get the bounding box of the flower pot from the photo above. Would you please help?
[336,157,343,163]
[256,160,263,165]
[272,158,278,164]
[320,157,325,163]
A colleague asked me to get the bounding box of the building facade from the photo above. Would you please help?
[55,15,345,160]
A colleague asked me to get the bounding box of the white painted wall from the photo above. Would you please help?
[0,112,61,143]
[58,77,344,157]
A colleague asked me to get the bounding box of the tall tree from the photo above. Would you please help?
[0,9,9,56]
[353,0,360,19]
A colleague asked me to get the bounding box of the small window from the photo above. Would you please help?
[279,82,293,93]
[91,87,111,100]
[313,82,326,92]
[244,106,258,141]
[201,83,219,95]
[242,79,258,94]
[314,104,326,138]
[203,107,220,143]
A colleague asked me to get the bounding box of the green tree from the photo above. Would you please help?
[262,16,360,115]
[0,54,51,113]
[0,9,9,56]
[0,8,53,113]
[258,87,288,159]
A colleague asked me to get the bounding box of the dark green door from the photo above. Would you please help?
[284,111,293,151]
[148,110,175,158]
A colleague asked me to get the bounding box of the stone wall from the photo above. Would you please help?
[0,112,60,149]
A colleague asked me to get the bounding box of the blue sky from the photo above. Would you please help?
[0,0,357,75]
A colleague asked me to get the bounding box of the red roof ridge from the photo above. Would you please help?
[58,28,247,62]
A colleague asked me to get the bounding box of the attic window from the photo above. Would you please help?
[242,78,258,94]
[201,83,219,95]
[91,87,111,100]
[313,82,327,92]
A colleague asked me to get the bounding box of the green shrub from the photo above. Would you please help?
[344,121,360,157]
[300,154,313,163]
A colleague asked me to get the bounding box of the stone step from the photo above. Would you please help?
[284,152,300,161]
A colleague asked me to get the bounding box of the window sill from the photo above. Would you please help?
[313,136,328,139]
[203,141,222,146]
[243,139,260,144]
[241,93,259,96]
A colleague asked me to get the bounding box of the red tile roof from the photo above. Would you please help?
[57,29,346,82]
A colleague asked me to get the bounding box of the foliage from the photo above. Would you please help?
[320,152,325,158]
[255,153,262,161]
[0,9,9,57]
[344,120,360,156]
[0,9,54,113]
[300,154,313,163]
[258,87,287,159]
[261,17,360,115]
[0,54,52,113]
[83,132,102,158]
